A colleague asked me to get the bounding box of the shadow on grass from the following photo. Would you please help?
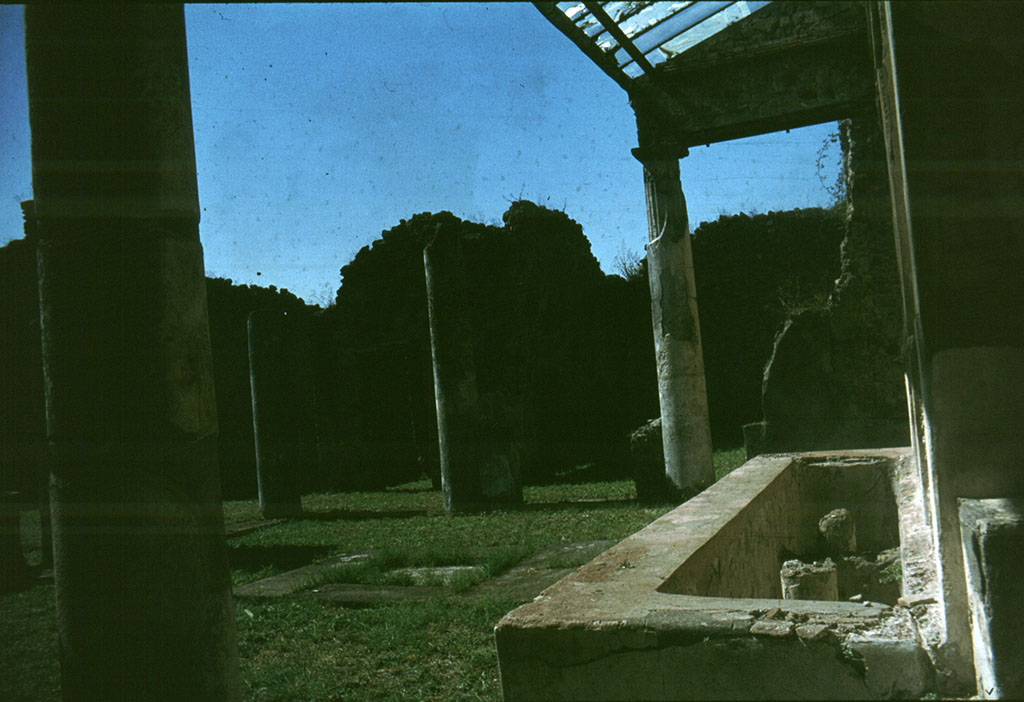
[228,544,334,572]
[439,498,673,516]
[0,566,50,596]
[382,484,437,494]
[297,508,432,521]
[516,498,642,512]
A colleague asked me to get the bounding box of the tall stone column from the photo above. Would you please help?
[25,6,241,700]
[424,226,521,511]
[247,310,315,518]
[634,148,714,497]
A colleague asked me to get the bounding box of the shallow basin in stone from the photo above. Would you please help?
[495,448,935,700]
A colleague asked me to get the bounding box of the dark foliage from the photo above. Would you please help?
[328,203,659,486]
[0,202,843,499]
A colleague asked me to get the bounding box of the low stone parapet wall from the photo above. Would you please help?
[495,448,935,700]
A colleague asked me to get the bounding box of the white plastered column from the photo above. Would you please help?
[636,149,714,495]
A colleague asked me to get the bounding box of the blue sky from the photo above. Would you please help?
[1,3,840,306]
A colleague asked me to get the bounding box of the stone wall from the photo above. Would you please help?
[693,207,845,446]
[748,116,909,456]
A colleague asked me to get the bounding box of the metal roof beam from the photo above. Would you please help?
[533,1,634,92]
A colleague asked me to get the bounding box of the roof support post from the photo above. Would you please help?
[24,6,241,699]
[633,146,714,499]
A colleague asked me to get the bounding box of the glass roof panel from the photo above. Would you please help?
[627,2,730,54]
[657,0,770,60]
[610,1,728,62]
[558,2,586,19]
[597,2,689,52]
[619,2,700,41]
[543,0,772,87]
[621,62,647,79]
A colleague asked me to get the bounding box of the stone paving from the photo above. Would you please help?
[232,539,616,605]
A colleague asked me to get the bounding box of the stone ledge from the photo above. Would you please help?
[495,448,934,700]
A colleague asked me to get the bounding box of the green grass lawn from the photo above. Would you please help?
[1,450,748,701]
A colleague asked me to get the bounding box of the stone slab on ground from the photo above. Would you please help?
[234,552,376,598]
[395,565,485,586]
[467,541,616,603]
[232,539,617,605]
[307,583,444,604]
[512,540,617,570]
[466,567,576,603]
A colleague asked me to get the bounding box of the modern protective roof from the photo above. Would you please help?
[534,1,772,92]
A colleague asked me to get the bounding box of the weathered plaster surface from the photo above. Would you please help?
[496,449,935,700]
[641,156,714,496]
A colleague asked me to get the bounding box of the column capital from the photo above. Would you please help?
[631,144,690,164]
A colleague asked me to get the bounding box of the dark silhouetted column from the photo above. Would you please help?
[634,149,714,498]
[25,6,241,700]
[0,201,50,575]
[247,309,316,518]
[424,226,521,511]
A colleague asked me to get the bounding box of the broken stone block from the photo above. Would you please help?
[795,623,832,642]
[819,507,857,554]
[781,558,838,601]
[629,418,679,503]
[897,594,936,608]
[750,619,794,637]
